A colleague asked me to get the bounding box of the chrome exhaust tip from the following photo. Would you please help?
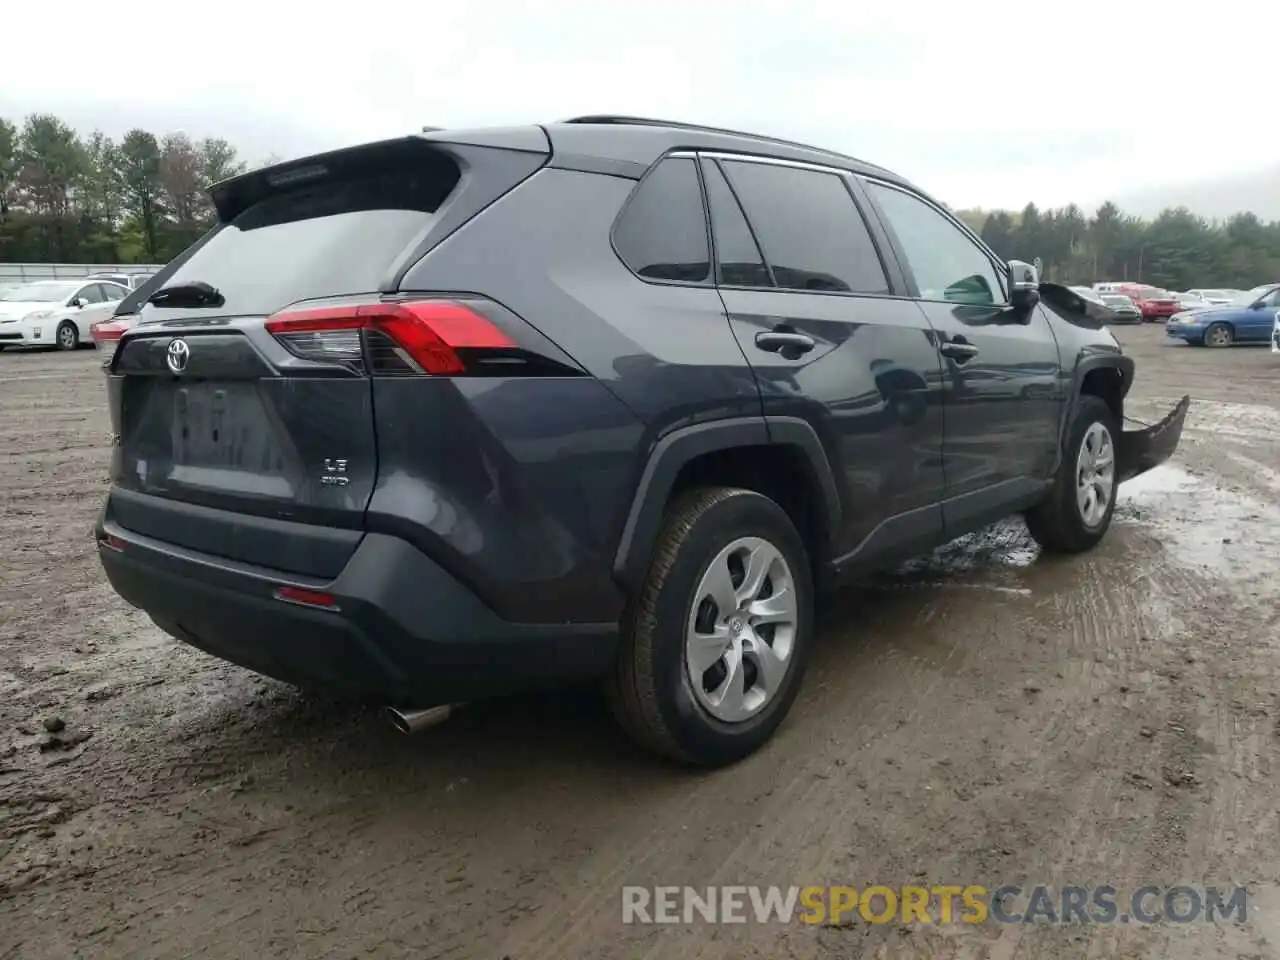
[384,704,453,735]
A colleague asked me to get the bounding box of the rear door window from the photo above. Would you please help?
[149,158,462,315]
[702,161,772,288]
[613,157,710,284]
[719,159,889,294]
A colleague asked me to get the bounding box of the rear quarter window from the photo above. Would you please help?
[613,157,711,284]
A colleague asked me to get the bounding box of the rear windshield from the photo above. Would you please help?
[148,159,461,315]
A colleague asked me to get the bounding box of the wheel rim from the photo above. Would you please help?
[59,325,76,348]
[1076,422,1115,528]
[1207,326,1231,346]
[684,536,797,724]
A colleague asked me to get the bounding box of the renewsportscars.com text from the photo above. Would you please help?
[621,884,1248,926]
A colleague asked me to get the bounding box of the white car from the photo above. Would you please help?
[0,279,130,351]
[1070,285,1107,305]
[1184,289,1236,306]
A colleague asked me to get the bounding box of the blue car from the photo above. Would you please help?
[1166,283,1280,346]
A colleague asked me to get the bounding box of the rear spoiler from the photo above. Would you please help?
[209,137,437,223]
[208,128,551,224]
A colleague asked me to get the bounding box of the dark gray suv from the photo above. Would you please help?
[96,117,1188,766]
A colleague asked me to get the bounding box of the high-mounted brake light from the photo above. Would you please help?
[264,300,515,375]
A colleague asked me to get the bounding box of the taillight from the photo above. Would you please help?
[92,315,135,343]
[264,299,516,376]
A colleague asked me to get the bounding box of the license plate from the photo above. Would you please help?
[169,381,282,472]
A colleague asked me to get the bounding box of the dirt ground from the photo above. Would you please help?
[2,325,1280,959]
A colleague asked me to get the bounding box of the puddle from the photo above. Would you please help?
[1117,464,1278,581]
[1119,463,1201,497]
[866,519,1039,598]
[1227,451,1280,496]
[1172,400,1280,444]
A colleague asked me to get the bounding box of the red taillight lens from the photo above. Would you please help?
[264,300,515,375]
[92,316,135,343]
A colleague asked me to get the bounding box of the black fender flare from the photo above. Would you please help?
[1057,353,1135,454]
[611,416,842,592]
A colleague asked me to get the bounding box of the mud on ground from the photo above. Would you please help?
[2,327,1280,959]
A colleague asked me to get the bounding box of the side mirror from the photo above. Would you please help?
[73,297,89,308]
[1007,260,1040,310]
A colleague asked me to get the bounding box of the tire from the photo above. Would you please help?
[55,321,80,351]
[1025,395,1119,554]
[1204,322,1233,348]
[607,486,815,767]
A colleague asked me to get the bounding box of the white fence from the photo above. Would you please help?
[0,262,167,285]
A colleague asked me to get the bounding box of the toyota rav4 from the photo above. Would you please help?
[96,116,1188,767]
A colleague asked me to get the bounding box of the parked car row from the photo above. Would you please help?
[1085,282,1266,324]
[0,271,153,352]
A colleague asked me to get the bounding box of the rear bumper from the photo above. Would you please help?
[95,508,619,705]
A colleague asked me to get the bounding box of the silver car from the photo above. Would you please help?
[85,271,155,291]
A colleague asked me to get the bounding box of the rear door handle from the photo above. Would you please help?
[755,331,815,354]
[939,338,979,362]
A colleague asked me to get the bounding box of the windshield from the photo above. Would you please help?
[0,281,79,303]
[1102,295,1134,307]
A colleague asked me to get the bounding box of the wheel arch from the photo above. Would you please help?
[1058,353,1133,448]
[611,417,842,593]
[1203,318,1235,344]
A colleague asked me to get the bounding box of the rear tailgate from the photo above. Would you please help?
[106,133,549,578]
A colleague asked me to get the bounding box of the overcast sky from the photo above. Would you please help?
[3,0,1276,212]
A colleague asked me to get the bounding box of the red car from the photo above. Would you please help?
[1118,285,1179,322]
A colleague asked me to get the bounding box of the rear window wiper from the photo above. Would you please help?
[145,280,225,309]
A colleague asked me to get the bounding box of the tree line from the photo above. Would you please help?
[0,114,272,265]
[3,112,1280,290]
[954,202,1280,292]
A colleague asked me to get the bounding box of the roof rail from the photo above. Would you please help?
[557,114,881,173]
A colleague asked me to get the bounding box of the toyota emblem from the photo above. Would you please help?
[166,338,190,374]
